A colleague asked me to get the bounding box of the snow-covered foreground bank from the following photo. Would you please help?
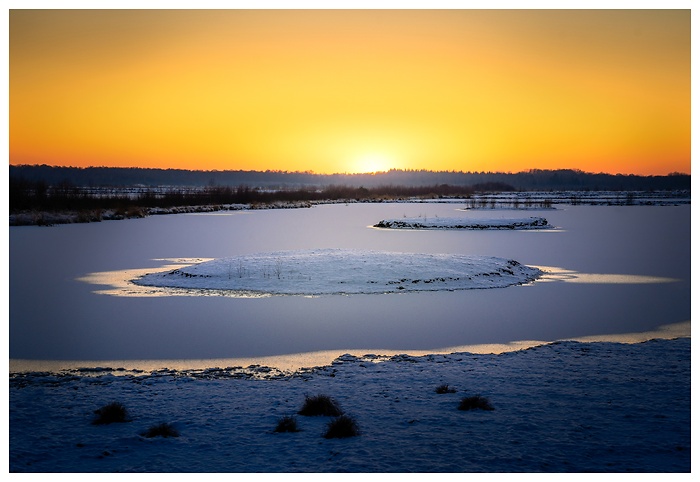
[9,337,690,472]
[133,249,542,295]
[373,216,550,230]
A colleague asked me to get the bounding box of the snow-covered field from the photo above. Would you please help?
[9,337,690,472]
[373,216,550,230]
[133,249,542,295]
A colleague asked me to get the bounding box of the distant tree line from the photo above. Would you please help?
[9,177,478,213]
[9,165,691,192]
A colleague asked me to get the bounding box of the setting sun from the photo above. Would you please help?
[351,153,395,174]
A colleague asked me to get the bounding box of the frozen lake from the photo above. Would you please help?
[9,202,690,371]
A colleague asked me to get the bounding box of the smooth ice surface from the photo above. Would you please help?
[133,249,541,295]
[9,202,691,365]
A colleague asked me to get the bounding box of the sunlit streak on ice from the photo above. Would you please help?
[534,266,679,284]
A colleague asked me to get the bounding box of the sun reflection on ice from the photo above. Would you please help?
[534,266,679,284]
[76,258,214,297]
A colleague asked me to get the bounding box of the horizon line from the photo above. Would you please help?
[9,163,690,178]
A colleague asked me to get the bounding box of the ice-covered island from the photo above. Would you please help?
[373,216,550,230]
[133,248,542,296]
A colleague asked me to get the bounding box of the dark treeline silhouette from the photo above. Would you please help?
[9,177,478,213]
[9,165,690,192]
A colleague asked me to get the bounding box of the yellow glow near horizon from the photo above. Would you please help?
[9,9,691,175]
[350,153,396,174]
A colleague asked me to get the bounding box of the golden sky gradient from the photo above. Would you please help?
[9,9,690,175]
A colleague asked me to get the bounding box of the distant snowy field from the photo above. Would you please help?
[9,337,690,472]
[373,216,550,230]
[133,248,542,295]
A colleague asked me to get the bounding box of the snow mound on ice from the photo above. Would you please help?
[373,216,550,229]
[133,248,541,296]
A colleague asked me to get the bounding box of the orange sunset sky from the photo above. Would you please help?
[9,8,691,175]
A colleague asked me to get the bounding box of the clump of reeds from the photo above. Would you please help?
[274,415,300,433]
[141,422,180,438]
[298,394,343,417]
[458,395,495,411]
[92,402,130,425]
[323,415,360,439]
[435,384,457,394]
